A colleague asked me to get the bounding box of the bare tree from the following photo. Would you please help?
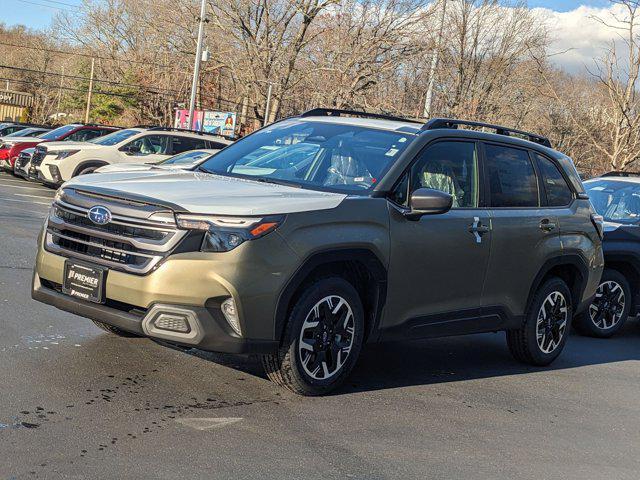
[587,0,640,171]
[209,0,340,124]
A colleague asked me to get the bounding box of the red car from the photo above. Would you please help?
[0,124,120,171]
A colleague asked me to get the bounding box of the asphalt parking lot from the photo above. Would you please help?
[1,171,639,480]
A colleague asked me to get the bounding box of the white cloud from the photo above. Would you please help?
[533,4,632,74]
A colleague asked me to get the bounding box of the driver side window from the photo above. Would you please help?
[407,141,479,209]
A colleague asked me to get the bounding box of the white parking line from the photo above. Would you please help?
[0,196,51,206]
[14,194,54,200]
[0,183,50,191]
[0,176,43,185]
[175,417,243,431]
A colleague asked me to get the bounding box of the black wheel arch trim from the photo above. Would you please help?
[525,253,590,319]
[274,248,388,345]
[72,160,110,177]
[600,251,640,314]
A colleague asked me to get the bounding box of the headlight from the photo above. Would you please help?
[175,214,284,252]
[55,150,80,160]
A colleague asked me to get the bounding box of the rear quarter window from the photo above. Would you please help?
[534,153,574,206]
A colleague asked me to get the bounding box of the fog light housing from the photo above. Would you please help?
[153,313,191,333]
[221,298,241,336]
[48,165,62,183]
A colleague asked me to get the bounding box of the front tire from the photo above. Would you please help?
[77,166,98,175]
[507,277,572,366]
[574,269,631,338]
[262,277,364,396]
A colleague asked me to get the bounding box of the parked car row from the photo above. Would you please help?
[0,121,232,187]
[26,108,640,396]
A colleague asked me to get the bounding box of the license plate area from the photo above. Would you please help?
[62,261,107,304]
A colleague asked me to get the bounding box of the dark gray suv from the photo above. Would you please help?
[32,109,604,395]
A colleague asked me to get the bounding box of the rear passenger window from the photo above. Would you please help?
[535,154,573,206]
[171,136,208,154]
[485,144,539,207]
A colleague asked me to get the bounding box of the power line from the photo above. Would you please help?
[0,73,262,123]
[0,63,242,111]
[0,41,179,70]
[15,0,79,12]
[40,0,81,7]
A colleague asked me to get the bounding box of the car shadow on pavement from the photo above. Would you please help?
[339,319,640,395]
[169,318,640,396]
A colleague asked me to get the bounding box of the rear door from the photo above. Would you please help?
[385,139,493,337]
[481,142,561,321]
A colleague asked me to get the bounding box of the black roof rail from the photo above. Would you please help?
[145,126,231,139]
[423,118,552,148]
[300,108,424,125]
[600,171,640,178]
[76,123,123,129]
[3,122,53,129]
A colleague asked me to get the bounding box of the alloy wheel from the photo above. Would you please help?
[298,295,355,381]
[589,281,626,330]
[536,291,568,354]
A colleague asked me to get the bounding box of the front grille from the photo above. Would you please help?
[53,206,167,241]
[31,146,46,167]
[16,152,32,168]
[45,190,187,275]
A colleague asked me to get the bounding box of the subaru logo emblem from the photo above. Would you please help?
[88,205,112,225]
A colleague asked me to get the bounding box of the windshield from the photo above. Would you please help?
[198,119,414,193]
[160,150,214,165]
[585,179,640,224]
[6,128,44,138]
[37,124,80,140]
[90,129,139,146]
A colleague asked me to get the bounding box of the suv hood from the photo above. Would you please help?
[42,141,101,151]
[64,170,347,215]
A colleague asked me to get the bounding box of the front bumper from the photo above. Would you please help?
[32,229,298,354]
[32,272,277,353]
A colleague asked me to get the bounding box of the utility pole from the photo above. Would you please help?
[263,82,273,127]
[57,65,65,113]
[84,58,95,124]
[423,0,447,119]
[188,0,207,130]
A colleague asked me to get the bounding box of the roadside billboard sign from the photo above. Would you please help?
[174,109,204,131]
[203,111,237,138]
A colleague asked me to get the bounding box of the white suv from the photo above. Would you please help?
[34,127,232,186]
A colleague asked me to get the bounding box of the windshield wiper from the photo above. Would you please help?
[250,177,303,188]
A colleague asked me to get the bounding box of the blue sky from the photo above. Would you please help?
[0,0,615,30]
[2,0,83,30]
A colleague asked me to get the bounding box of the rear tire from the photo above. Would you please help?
[262,277,364,396]
[92,320,139,337]
[574,269,631,338]
[507,277,572,366]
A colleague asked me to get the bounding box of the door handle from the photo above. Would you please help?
[468,217,490,243]
[539,219,557,232]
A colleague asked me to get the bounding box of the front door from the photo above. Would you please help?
[384,140,492,338]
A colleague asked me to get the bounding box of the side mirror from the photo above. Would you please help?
[404,188,453,220]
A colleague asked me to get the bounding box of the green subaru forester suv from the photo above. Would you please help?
[32,109,604,395]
